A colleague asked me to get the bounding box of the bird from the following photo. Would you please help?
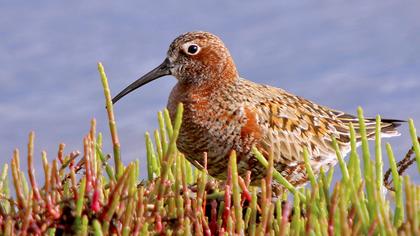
[112,31,403,187]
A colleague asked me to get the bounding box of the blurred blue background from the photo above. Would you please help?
[1,1,419,181]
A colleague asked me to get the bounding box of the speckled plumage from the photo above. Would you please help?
[113,31,402,187]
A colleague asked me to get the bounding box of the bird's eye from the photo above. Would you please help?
[188,45,198,54]
[183,43,201,55]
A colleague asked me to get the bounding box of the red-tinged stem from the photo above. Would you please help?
[218,227,225,236]
[328,184,340,236]
[202,211,211,236]
[210,200,218,235]
[57,143,65,164]
[11,150,25,209]
[202,152,208,213]
[46,195,60,219]
[98,62,122,178]
[83,137,92,195]
[27,132,41,201]
[155,214,163,233]
[69,163,78,200]
[259,179,268,234]
[99,164,131,222]
[266,140,274,203]
[222,155,233,230]
[279,201,291,236]
[348,206,356,230]
[180,157,192,217]
[222,185,231,230]
[367,218,378,236]
[266,204,275,234]
[245,171,251,186]
[91,179,101,213]
[202,192,207,217]
[192,198,200,233]
[29,220,42,235]
[89,119,98,180]
[21,190,34,234]
[41,151,49,192]
[238,176,251,203]
[133,187,145,235]
[51,160,62,202]
[305,189,316,234]
[90,118,96,141]
[49,161,61,218]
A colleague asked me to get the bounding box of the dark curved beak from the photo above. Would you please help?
[112,58,172,104]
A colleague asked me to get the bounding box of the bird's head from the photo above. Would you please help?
[112,31,238,104]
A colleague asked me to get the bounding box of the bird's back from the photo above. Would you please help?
[233,78,402,185]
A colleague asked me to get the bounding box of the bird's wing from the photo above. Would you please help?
[238,79,402,184]
[251,94,345,166]
[242,80,403,165]
[245,94,343,185]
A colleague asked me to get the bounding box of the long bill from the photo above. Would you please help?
[112,58,172,104]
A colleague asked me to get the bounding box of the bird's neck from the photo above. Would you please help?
[169,73,238,115]
[176,75,237,100]
[179,57,239,90]
[169,58,239,116]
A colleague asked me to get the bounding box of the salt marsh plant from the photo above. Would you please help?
[0,63,418,235]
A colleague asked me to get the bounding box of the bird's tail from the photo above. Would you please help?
[375,118,405,138]
[355,118,404,140]
[336,112,404,140]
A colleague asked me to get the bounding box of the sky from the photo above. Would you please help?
[1,1,419,181]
